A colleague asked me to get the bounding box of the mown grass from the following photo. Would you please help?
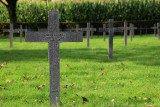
[0,35,160,107]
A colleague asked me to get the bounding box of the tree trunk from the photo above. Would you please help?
[7,1,17,25]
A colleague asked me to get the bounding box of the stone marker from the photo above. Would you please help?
[108,19,114,59]
[82,23,96,47]
[145,26,150,35]
[124,21,127,46]
[139,25,143,36]
[91,25,96,39]
[19,25,27,43]
[157,23,160,40]
[25,11,83,106]
[151,24,157,37]
[3,24,19,48]
[103,24,106,41]
[99,19,124,59]
[72,24,82,32]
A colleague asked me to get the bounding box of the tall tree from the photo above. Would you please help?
[0,0,18,24]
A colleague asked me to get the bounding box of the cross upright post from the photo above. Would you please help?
[157,23,160,40]
[82,23,96,47]
[130,24,133,41]
[108,19,114,59]
[25,11,83,106]
[19,25,27,43]
[124,21,127,46]
[90,25,96,39]
[140,25,143,36]
[151,24,157,37]
[3,24,20,48]
[99,19,124,59]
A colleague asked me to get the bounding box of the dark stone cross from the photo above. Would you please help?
[99,24,106,41]
[128,23,137,41]
[82,23,96,47]
[3,24,19,48]
[91,25,96,39]
[151,24,157,37]
[139,25,143,36]
[157,23,160,40]
[19,25,27,43]
[72,24,82,32]
[99,19,124,59]
[25,11,83,106]
[145,26,150,35]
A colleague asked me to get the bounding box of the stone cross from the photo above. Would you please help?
[3,24,19,48]
[99,24,106,41]
[139,25,143,36]
[19,25,27,43]
[25,11,83,106]
[145,26,150,35]
[151,24,157,37]
[90,25,96,39]
[99,19,124,59]
[129,23,137,41]
[71,24,82,32]
[82,23,96,47]
[157,23,160,40]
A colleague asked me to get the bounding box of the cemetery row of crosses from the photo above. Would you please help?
[3,11,160,106]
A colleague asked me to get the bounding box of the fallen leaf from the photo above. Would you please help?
[63,92,67,95]
[143,97,147,100]
[24,99,29,104]
[82,97,89,103]
[0,85,5,89]
[91,81,96,83]
[70,83,75,87]
[99,96,103,98]
[148,105,154,107]
[139,97,142,100]
[65,64,69,67]
[117,83,120,85]
[101,82,106,84]
[35,85,45,90]
[1,64,6,67]
[61,85,68,88]
[108,104,111,107]
[120,68,124,71]
[6,79,13,83]
[94,86,97,90]
[121,63,125,66]
[39,85,45,88]
[24,80,27,83]
[100,73,106,76]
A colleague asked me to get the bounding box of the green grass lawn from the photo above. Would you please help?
[0,35,160,107]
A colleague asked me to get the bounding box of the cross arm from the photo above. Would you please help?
[14,29,20,33]
[99,28,109,32]
[25,31,47,42]
[3,29,10,32]
[62,32,83,42]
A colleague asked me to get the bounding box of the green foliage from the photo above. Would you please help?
[0,0,160,23]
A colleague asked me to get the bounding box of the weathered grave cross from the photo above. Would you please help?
[157,23,160,40]
[91,25,96,39]
[19,25,27,43]
[82,23,96,47]
[99,19,123,59]
[151,24,157,37]
[25,11,83,106]
[72,24,82,32]
[3,24,19,48]
[123,22,137,45]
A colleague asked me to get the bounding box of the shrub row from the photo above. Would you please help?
[0,0,160,23]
